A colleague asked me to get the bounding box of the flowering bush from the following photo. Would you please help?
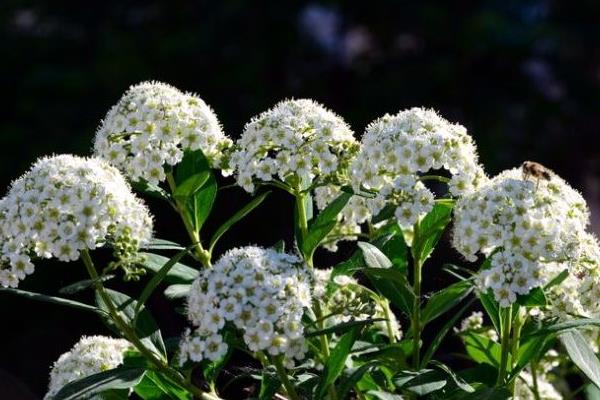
[3,81,600,400]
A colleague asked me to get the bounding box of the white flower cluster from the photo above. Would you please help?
[230,99,358,193]
[94,81,232,185]
[351,107,486,228]
[314,186,370,251]
[313,269,402,340]
[180,246,312,367]
[543,232,600,318]
[455,311,498,341]
[452,167,589,306]
[0,155,153,288]
[45,335,131,400]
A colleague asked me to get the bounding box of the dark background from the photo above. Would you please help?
[1,1,599,398]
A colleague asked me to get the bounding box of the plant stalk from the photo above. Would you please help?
[411,255,423,369]
[81,250,215,399]
[497,305,513,386]
[273,356,301,400]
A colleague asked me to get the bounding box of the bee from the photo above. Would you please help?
[522,161,552,186]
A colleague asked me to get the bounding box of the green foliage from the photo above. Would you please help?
[52,367,146,400]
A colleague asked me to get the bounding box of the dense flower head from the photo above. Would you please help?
[180,246,312,367]
[94,81,232,185]
[351,107,486,228]
[543,231,600,318]
[453,167,589,306]
[515,371,562,400]
[0,155,153,288]
[45,336,131,400]
[455,311,498,341]
[230,99,358,192]
[313,269,402,340]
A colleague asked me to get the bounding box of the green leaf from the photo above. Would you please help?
[560,330,600,390]
[131,179,170,202]
[331,234,396,278]
[306,318,384,338]
[316,327,360,399]
[380,232,408,273]
[585,383,600,400]
[526,318,600,338]
[544,269,569,290]
[358,242,393,269]
[258,371,280,400]
[517,287,546,307]
[143,371,192,400]
[58,275,115,295]
[429,361,475,393]
[422,298,476,366]
[135,248,191,317]
[367,390,404,400]
[138,252,199,284]
[459,386,512,400]
[164,284,191,300]
[421,280,473,325]
[364,268,414,317]
[52,367,146,400]
[337,361,378,399]
[0,288,104,315]
[140,238,185,251]
[394,369,447,395]
[463,332,503,368]
[209,191,271,253]
[302,191,352,258]
[412,200,454,262]
[96,289,166,358]
[479,290,500,333]
[175,150,216,230]
[172,171,210,200]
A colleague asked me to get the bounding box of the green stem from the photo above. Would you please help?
[295,191,311,266]
[81,250,215,399]
[508,311,524,394]
[530,361,542,400]
[273,356,301,400]
[411,256,423,369]
[497,305,513,386]
[166,173,211,267]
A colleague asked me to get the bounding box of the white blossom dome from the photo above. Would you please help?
[45,335,131,400]
[94,81,232,185]
[0,155,153,288]
[452,167,589,306]
[230,99,358,193]
[514,371,562,400]
[351,107,487,228]
[179,246,312,367]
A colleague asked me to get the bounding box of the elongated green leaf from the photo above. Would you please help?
[463,332,503,368]
[526,318,600,338]
[258,371,280,400]
[460,386,511,400]
[175,150,216,230]
[144,371,191,400]
[367,390,404,400]
[394,369,447,395]
[135,248,191,316]
[0,288,104,315]
[479,290,500,333]
[58,275,115,295]
[164,284,191,300]
[209,191,271,253]
[131,179,170,202]
[517,287,546,307]
[302,191,352,258]
[430,361,474,393]
[585,383,600,400]
[412,200,454,262]
[421,280,473,325]
[364,268,414,317]
[306,318,384,338]
[331,234,396,278]
[172,171,209,200]
[138,252,199,284]
[358,242,393,269]
[316,327,360,399]
[52,367,146,400]
[96,289,166,358]
[140,238,185,251]
[560,330,600,390]
[381,232,408,273]
[422,298,476,366]
[337,361,378,399]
